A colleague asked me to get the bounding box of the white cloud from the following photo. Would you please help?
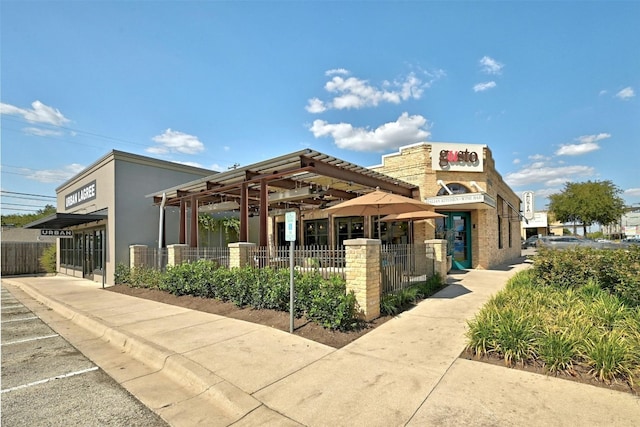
[473,81,496,92]
[23,127,64,137]
[599,90,608,96]
[529,154,547,161]
[479,56,504,75]
[616,86,635,100]
[307,70,443,113]
[325,68,349,76]
[555,142,600,156]
[223,146,230,152]
[0,100,70,126]
[27,163,85,183]
[148,128,205,155]
[305,98,327,113]
[624,188,640,196]
[513,158,521,165]
[505,164,595,188]
[555,133,611,156]
[309,112,430,152]
[576,133,611,144]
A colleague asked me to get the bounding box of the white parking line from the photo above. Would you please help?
[2,316,39,323]
[1,367,100,393]
[2,334,59,346]
[1,304,24,309]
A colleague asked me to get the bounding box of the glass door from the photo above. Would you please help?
[435,212,472,269]
[451,212,471,269]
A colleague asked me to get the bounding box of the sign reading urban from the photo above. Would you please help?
[41,229,73,238]
[65,180,97,209]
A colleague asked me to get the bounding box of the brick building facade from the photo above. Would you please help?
[371,143,521,269]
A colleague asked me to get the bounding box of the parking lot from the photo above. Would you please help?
[1,283,167,426]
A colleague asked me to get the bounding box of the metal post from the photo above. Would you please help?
[289,240,294,333]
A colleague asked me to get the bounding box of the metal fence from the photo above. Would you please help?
[381,243,435,296]
[134,247,168,271]
[251,245,345,279]
[181,247,230,268]
[132,246,231,271]
[130,243,436,295]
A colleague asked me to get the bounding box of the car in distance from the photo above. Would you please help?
[522,236,539,249]
[536,235,603,250]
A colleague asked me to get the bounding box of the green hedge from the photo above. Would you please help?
[115,260,359,331]
[532,246,640,306]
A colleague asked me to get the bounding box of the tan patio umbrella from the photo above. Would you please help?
[323,189,433,217]
[379,211,445,221]
[323,189,436,239]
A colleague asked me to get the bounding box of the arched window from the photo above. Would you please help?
[437,183,471,196]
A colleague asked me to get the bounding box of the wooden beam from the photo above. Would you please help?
[299,156,414,197]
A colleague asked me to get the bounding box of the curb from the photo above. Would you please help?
[4,279,260,420]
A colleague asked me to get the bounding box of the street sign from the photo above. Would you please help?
[40,229,73,238]
[285,211,296,242]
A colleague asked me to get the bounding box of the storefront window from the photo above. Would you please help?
[373,219,409,244]
[335,217,364,246]
[73,233,83,267]
[304,219,328,246]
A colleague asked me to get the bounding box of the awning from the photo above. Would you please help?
[425,193,497,210]
[24,212,107,230]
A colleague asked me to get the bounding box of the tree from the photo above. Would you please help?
[1,204,56,228]
[548,180,626,236]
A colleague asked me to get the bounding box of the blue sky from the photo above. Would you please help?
[2,1,639,215]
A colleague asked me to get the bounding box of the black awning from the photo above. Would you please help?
[24,213,107,230]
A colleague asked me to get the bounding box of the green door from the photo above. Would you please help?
[450,212,471,269]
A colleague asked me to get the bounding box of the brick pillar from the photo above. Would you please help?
[129,245,148,269]
[228,242,256,269]
[167,244,189,266]
[426,239,449,280]
[344,238,381,321]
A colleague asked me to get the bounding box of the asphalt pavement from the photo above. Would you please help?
[2,259,639,427]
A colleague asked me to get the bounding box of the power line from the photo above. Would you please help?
[1,191,55,199]
[0,207,43,213]
[1,202,48,209]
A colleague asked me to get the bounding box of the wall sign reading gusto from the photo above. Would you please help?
[431,143,485,172]
[65,180,97,209]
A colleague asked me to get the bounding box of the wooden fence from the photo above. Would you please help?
[1,242,54,276]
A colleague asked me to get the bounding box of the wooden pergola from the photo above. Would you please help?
[149,149,419,247]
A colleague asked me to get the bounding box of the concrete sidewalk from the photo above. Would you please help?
[3,259,638,426]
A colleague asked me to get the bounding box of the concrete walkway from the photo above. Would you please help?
[3,258,638,426]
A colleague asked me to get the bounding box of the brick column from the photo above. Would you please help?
[228,242,256,269]
[344,238,381,321]
[129,245,148,269]
[167,244,189,266]
[426,239,449,280]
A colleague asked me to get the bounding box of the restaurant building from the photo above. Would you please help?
[28,142,522,285]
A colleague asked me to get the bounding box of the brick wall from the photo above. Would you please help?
[372,143,522,269]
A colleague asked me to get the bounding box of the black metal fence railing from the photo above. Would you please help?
[135,248,168,271]
[251,245,345,279]
[130,243,437,296]
[381,243,435,296]
[181,247,230,268]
